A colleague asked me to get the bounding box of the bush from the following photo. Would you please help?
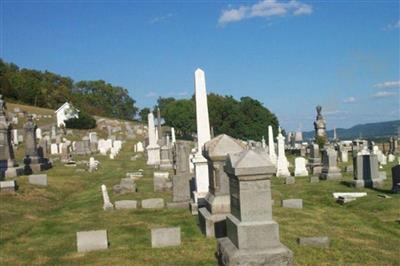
[65,111,96,129]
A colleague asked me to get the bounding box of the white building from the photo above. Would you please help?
[55,102,79,127]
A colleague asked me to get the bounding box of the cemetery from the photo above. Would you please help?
[1,2,399,265]
[0,65,399,266]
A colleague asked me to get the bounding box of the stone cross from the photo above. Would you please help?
[101,184,114,210]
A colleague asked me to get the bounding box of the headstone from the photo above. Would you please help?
[28,174,47,186]
[320,147,342,180]
[142,198,164,209]
[217,149,293,265]
[294,157,308,176]
[192,68,211,207]
[76,230,108,252]
[159,145,173,170]
[388,154,395,163]
[146,113,160,165]
[332,192,367,199]
[113,178,136,194]
[115,200,138,210]
[172,141,192,204]
[35,128,42,139]
[50,143,59,154]
[281,199,303,209]
[171,127,176,143]
[198,134,246,238]
[153,172,171,192]
[136,141,144,152]
[0,180,17,192]
[151,227,181,248]
[276,127,290,177]
[392,165,400,193]
[352,154,383,188]
[268,125,277,165]
[297,237,330,248]
[309,176,319,183]
[285,176,295,184]
[101,184,114,210]
[0,96,23,178]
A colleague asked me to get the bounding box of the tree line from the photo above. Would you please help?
[140,94,280,141]
[0,59,138,120]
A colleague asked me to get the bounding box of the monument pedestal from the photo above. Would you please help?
[198,194,230,238]
[218,237,293,266]
[23,156,52,174]
[146,145,160,166]
[191,153,209,212]
[319,167,342,180]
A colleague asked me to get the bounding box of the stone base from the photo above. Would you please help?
[24,161,52,175]
[319,170,342,180]
[351,179,384,189]
[217,237,293,266]
[1,166,24,178]
[198,207,228,238]
[189,201,198,215]
[159,161,173,170]
[166,201,189,209]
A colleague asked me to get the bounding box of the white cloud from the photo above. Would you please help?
[145,91,158,98]
[374,80,400,89]
[371,91,398,99]
[218,0,313,26]
[167,91,189,97]
[149,13,173,24]
[383,20,400,31]
[343,96,356,103]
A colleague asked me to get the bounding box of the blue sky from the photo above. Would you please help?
[1,0,399,131]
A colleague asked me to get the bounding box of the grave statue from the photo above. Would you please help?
[314,105,327,141]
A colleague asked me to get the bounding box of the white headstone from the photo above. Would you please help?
[268,125,277,165]
[50,143,59,154]
[146,112,160,165]
[294,157,308,176]
[276,127,290,177]
[35,128,42,139]
[192,68,211,202]
[171,127,176,143]
[12,129,18,145]
[101,184,113,210]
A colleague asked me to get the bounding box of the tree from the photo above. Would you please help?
[139,108,150,122]
[65,111,96,129]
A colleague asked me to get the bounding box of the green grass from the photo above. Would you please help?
[1,139,399,265]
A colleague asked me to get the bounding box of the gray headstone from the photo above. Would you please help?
[115,200,138,210]
[76,230,108,252]
[151,227,181,248]
[285,176,295,184]
[281,199,303,209]
[28,174,47,186]
[142,198,164,209]
[309,176,319,183]
[298,236,330,248]
[392,165,400,193]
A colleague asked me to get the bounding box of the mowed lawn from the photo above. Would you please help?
[0,139,399,266]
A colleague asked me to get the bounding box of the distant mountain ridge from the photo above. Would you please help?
[302,120,400,140]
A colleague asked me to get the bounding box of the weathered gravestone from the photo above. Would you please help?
[28,174,47,186]
[153,172,171,192]
[0,180,17,192]
[151,227,181,248]
[320,147,342,180]
[282,199,303,209]
[217,149,293,266]
[76,230,108,253]
[170,141,192,208]
[352,154,383,188]
[142,198,164,209]
[294,157,308,176]
[392,165,400,193]
[101,184,114,210]
[298,237,330,248]
[113,178,136,194]
[199,134,246,238]
[115,200,137,210]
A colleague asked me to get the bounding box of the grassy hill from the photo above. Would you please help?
[303,120,400,140]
